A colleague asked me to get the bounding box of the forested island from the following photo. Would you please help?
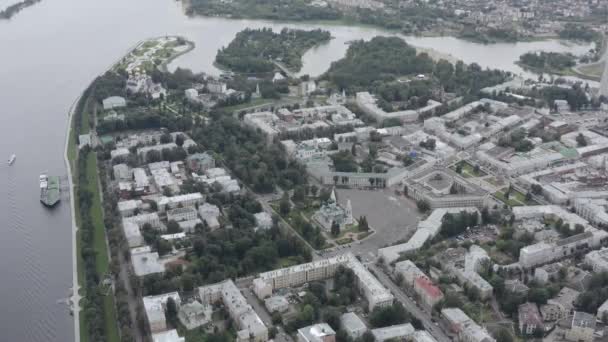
[216,28,331,74]
[518,51,576,74]
[0,0,41,19]
[186,0,448,36]
[323,36,508,98]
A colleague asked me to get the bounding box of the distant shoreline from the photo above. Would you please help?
[0,0,41,20]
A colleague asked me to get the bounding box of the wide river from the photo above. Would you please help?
[0,0,594,341]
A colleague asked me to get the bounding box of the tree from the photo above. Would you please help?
[417,200,430,213]
[455,163,463,174]
[576,133,587,147]
[359,216,369,231]
[473,164,481,174]
[160,132,173,144]
[175,134,185,147]
[166,220,181,234]
[165,297,178,328]
[494,328,513,342]
[279,192,291,216]
[331,220,340,237]
[292,186,306,203]
[369,302,409,327]
[449,183,458,194]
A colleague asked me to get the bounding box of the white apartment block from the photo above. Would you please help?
[124,212,161,229]
[585,248,608,273]
[520,230,608,268]
[167,207,198,222]
[198,280,268,342]
[253,253,393,311]
[356,91,441,124]
[143,292,181,333]
[157,193,204,213]
[379,207,479,264]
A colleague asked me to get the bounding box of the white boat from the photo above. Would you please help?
[8,154,16,165]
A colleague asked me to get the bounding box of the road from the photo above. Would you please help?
[366,263,452,342]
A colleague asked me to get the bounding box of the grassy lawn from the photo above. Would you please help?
[76,152,120,342]
[485,176,504,187]
[452,161,486,178]
[336,237,353,245]
[69,95,119,342]
[494,189,537,207]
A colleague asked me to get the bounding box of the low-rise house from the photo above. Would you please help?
[198,280,268,342]
[596,299,608,321]
[111,147,130,161]
[133,168,150,193]
[411,330,437,342]
[143,292,181,333]
[157,193,204,213]
[442,308,495,342]
[124,212,161,229]
[198,203,221,230]
[131,246,165,277]
[298,323,336,342]
[565,311,595,342]
[546,287,580,320]
[102,96,126,110]
[540,303,561,322]
[518,302,543,335]
[186,153,215,173]
[340,312,367,339]
[394,260,425,287]
[167,207,198,223]
[370,323,414,342]
[152,329,184,342]
[254,212,273,231]
[113,163,131,181]
[178,301,212,330]
[505,279,529,296]
[585,248,608,273]
[534,262,564,284]
[264,295,289,313]
[122,220,144,248]
[78,133,91,149]
[118,199,142,217]
[414,276,444,310]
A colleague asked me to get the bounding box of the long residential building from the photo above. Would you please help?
[519,229,608,268]
[156,193,204,213]
[441,308,495,342]
[585,248,608,273]
[198,280,268,342]
[252,253,393,311]
[404,169,488,209]
[379,207,479,264]
[356,91,441,124]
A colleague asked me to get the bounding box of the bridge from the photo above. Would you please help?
[272,60,297,79]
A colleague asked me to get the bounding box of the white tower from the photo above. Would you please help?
[344,199,353,225]
[330,187,337,203]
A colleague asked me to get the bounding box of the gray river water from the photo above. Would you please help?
[0,0,593,340]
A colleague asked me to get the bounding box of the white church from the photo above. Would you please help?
[312,188,354,231]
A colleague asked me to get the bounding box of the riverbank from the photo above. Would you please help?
[66,86,120,342]
[67,35,195,342]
